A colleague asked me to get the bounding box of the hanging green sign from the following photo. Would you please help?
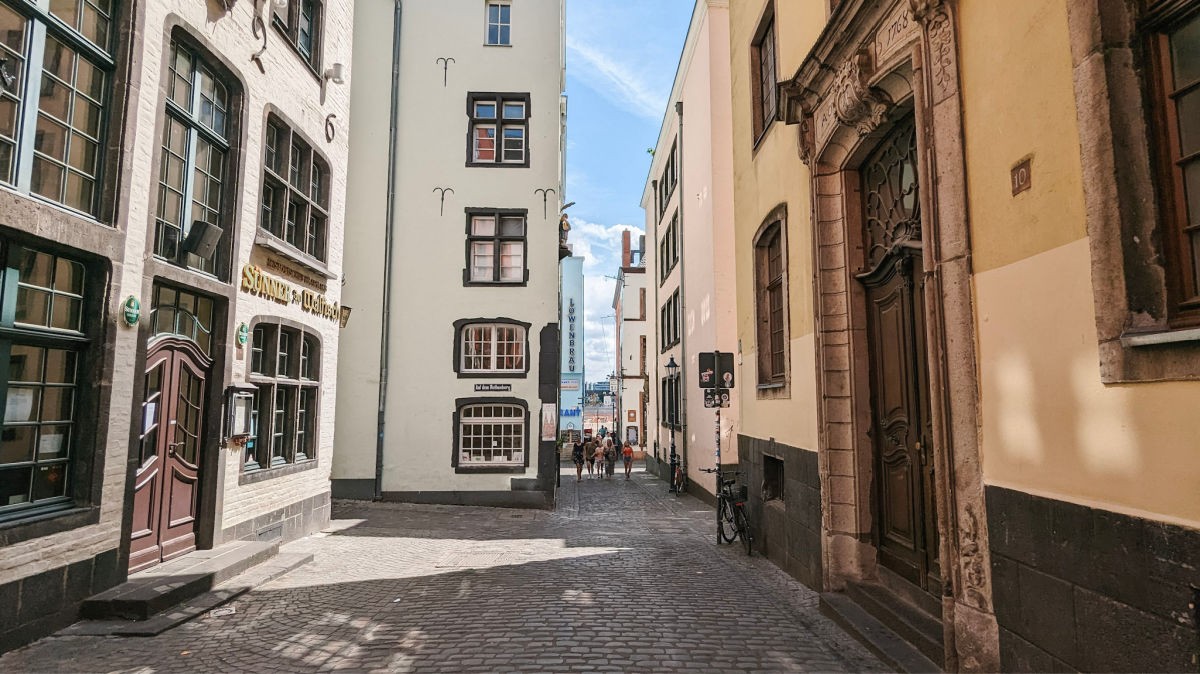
[122,296,140,326]
[236,322,250,346]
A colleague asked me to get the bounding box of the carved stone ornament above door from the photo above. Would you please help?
[830,51,892,136]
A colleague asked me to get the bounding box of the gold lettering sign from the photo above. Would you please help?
[240,264,340,322]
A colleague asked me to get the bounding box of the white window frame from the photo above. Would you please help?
[460,323,526,373]
[473,124,497,162]
[458,403,524,465]
[485,2,511,46]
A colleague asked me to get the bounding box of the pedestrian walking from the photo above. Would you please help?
[622,441,634,479]
[584,438,596,477]
[603,437,617,478]
[570,438,584,481]
[592,441,606,478]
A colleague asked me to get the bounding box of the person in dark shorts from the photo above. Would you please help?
[584,438,596,477]
[622,441,634,479]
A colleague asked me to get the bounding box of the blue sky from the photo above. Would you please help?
[565,0,693,382]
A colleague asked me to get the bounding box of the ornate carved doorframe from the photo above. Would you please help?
[781,1,997,669]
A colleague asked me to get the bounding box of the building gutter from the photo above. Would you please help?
[675,101,689,475]
[375,0,403,501]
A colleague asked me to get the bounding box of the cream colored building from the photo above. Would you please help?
[0,0,351,651]
[641,0,737,502]
[728,0,1200,671]
[334,0,565,507]
[612,231,647,452]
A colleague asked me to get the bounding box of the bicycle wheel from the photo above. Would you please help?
[718,498,738,543]
[734,505,753,555]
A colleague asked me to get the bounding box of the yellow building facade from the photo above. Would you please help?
[729,0,1200,671]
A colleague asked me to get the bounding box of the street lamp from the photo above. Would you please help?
[665,356,679,492]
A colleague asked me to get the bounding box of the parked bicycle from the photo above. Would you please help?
[701,469,752,555]
[671,463,686,495]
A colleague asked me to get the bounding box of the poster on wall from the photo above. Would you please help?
[540,403,557,441]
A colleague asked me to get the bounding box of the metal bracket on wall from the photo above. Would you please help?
[436,57,455,87]
[534,188,556,219]
[433,187,454,216]
[250,15,268,72]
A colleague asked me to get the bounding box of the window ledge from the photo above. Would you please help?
[454,465,527,474]
[254,229,337,280]
[483,43,513,48]
[757,382,786,390]
[0,505,100,546]
[239,458,318,485]
[1119,327,1200,348]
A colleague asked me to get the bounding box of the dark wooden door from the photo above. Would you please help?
[129,338,210,573]
[858,116,940,594]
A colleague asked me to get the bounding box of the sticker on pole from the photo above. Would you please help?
[703,389,731,408]
[698,351,735,389]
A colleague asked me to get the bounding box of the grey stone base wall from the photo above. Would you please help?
[379,490,552,510]
[0,547,121,654]
[220,490,331,545]
[986,485,1199,672]
[738,435,823,589]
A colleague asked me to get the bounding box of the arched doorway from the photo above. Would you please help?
[856,114,940,595]
[128,286,215,572]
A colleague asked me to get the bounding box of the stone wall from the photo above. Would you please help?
[739,435,822,589]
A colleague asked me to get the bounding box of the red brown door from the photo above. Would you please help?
[858,116,941,595]
[129,338,211,573]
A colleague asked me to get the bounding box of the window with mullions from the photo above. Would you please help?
[149,284,214,355]
[0,0,116,217]
[456,402,525,466]
[658,213,678,283]
[659,374,681,429]
[659,289,680,351]
[485,2,511,46]
[458,322,526,374]
[272,0,322,71]
[656,143,677,220]
[467,93,529,167]
[261,117,330,262]
[755,219,787,385]
[751,5,778,143]
[245,321,319,470]
[154,39,234,277]
[465,210,526,284]
[0,243,90,521]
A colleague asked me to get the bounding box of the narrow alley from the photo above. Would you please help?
[0,468,884,673]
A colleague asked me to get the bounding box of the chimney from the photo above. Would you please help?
[621,230,631,268]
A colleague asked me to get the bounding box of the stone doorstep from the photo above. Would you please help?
[60,552,313,637]
[820,592,942,674]
[79,540,282,621]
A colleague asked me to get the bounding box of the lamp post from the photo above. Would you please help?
[665,355,679,492]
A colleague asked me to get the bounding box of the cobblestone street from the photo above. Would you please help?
[1,466,885,673]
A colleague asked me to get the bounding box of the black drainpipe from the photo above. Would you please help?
[375,0,403,500]
[675,101,689,476]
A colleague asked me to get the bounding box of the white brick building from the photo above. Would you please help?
[0,0,351,650]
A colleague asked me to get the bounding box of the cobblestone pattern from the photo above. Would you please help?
[0,467,884,673]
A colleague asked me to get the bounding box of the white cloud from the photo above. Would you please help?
[565,217,645,381]
[566,36,666,120]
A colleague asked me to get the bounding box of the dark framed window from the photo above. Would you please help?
[153,38,235,277]
[272,0,322,72]
[0,0,117,217]
[0,242,92,522]
[467,92,530,167]
[1146,3,1200,325]
[485,2,511,46]
[755,219,786,384]
[148,283,214,355]
[656,143,677,220]
[660,373,681,429]
[459,322,525,373]
[658,213,678,284]
[260,115,329,262]
[245,320,319,471]
[751,4,778,144]
[464,209,526,284]
[659,289,680,352]
[457,402,524,466]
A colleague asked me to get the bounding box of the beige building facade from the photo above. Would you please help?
[612,230,647,453]
[729,0,1200,670]
[0,0,351,652]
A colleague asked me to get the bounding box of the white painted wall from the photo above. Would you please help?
[337,0,564,494]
